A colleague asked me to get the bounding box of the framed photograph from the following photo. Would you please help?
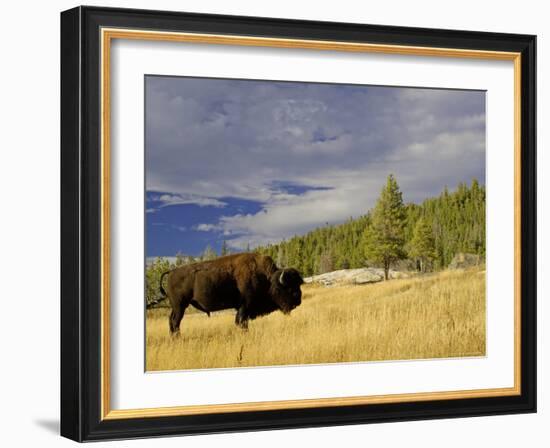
[60,6,536,441]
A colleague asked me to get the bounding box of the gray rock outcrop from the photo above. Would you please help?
[304,268,409,286]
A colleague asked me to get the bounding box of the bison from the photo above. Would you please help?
[159,253,303,335]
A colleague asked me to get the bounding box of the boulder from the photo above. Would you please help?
[304,267,409,286]
[353,270,383,284]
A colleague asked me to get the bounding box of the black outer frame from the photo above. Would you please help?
[60,6,536,442]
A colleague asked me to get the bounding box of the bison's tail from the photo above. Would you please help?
[146,270,172,309]
[159,270,172,298]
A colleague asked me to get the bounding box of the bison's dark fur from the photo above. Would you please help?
[160,253,303,335]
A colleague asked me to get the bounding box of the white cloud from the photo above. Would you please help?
[152,193,227,209]
[194,223,220,232]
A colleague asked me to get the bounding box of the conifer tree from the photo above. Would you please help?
[318,249,335,273]
[220,240,230,256]
[201,245,217,261]
[363,174,407,280]
[175,251,186,266]
[409,217,436,272]
[276,243,287,268]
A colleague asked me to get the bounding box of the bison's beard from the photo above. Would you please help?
[273,298,295,315]
[279,300,301,315]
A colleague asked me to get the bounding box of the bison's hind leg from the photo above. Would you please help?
[169,301,188,337]
[169,309,182,336]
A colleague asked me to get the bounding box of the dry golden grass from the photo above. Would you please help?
[146,267,485,371]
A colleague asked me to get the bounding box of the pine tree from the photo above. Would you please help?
[276,243,287,267]
[409,217,436,272]
[220,240,230,256]
[319,249,335,273]
[363,174,407,280]
[175,251,186,266]
[201,245,217,261]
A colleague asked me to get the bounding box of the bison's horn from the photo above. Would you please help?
[279,269,286,285]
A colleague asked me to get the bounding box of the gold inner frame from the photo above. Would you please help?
[100,28,522,420]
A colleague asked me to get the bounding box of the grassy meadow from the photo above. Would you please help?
[145,267,485,371]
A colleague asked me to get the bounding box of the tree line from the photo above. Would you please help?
[255,175,485,279]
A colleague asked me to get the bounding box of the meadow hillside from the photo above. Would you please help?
[145,267,485,371]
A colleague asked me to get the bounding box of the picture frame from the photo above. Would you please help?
[60,5,536,442]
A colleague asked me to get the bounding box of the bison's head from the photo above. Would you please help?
[270,268,304,314]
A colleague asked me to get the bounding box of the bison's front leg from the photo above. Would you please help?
[235,306,249,330]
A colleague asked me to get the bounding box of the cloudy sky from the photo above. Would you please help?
[145,75,485,257]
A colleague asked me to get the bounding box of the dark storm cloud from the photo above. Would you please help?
[145,76,485,251]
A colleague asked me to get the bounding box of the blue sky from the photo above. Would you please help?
[145,76,485,257]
